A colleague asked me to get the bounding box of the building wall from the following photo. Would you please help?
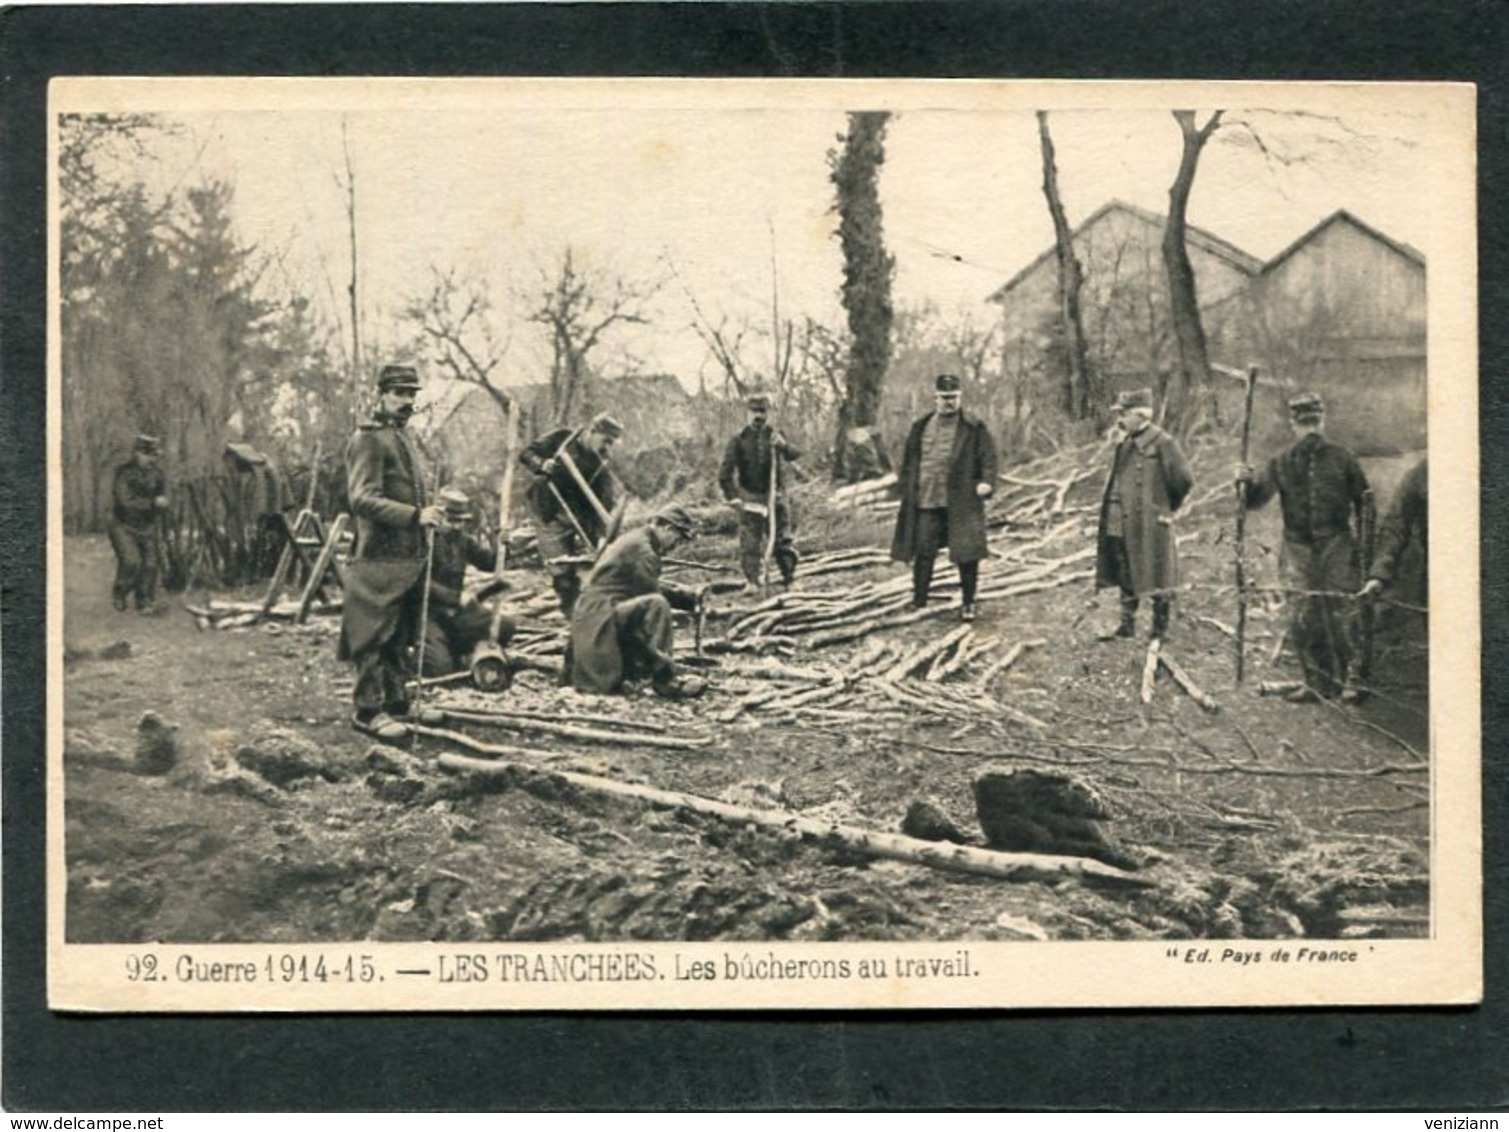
[1219,218,1427,455]
[996,206,1259,409]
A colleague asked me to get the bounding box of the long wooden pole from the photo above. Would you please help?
[496,399,516,575]
[762,432,780,596]
[434,748,1153,888]
[1234,365,1258,683]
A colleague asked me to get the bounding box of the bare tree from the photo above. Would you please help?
[402,267,514,411]
[527,248,660,427]
[1161,109,1224,434]
[1037,111,1093,419]
[336,118,362,425]
[829,111,895,481]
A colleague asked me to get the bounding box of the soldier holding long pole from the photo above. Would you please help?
[719,389,801,596]
[518,412,623,615]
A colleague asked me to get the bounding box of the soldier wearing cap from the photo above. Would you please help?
[417,486,518,677]
[519,411,623,614]
[891,373,999,621]
[719,390,802,592]
[1094,387,1193,641]
[338,363,447,740]
[1237,392,1373,703]
[109,433,169,613]
[568,504,708,700]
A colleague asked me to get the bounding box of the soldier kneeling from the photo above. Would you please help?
[419,487,517,678]
[568,505,708,700]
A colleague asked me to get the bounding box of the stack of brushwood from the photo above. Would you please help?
[709,632,1051,731]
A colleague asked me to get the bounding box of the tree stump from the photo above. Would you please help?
[971,766,1138,870]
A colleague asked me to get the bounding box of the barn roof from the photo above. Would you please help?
[987,199,1264,303]
[1260,209,1426,275]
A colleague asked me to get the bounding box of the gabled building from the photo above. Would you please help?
[990,202,1427,454]
[989,199,1263,397]
[1207,210,1426,453]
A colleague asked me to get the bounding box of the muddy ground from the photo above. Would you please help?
[62,444,1431,945]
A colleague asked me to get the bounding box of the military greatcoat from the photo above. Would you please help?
[1094,422,1193,597]
[890,411,998,566]
[337,415,430,664]
[569,526,698,694]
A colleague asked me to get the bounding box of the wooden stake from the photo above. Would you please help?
[1158,652,1220,712]
[1140,639,1162,704]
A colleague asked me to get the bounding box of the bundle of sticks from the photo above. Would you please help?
[712,633,1049,731]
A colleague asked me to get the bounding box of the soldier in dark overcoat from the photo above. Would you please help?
[418,486,517,676]
[890,374,999,622]
[1094,387,1194,640]
[337,364,446,739]
[719,390,802,591]
[1362,456,1427,602]
[519,412,622,615]
[109,434,169,613]
[1239,392,1373,703]
[569,505,707,699]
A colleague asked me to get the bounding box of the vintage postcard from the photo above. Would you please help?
[48,78,1478,1012]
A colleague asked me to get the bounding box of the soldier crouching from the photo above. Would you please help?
[568,505,708,700]
[419,486,517,676]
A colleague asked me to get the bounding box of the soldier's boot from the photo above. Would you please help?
[911,556,936,610]
[779,545,800,590]
[1151,597,1172,641]
[1099,597,1138,641]
[1337,663,1366,705]
[652,665,707,701]
[552,573,580,617]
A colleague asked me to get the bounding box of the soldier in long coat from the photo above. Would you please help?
[890,373,999,621]
[719,390,802,591]
[569,505,707,699]
[419,487,517,676]
[109,433,169,613]
[337,364,446,740]
[1239,392,1372,703]
[519,412,622,615]
[1362,456,1427,603]
[1094,387,1194,640]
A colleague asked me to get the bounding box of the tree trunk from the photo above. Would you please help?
[435,749,1151,888]
[1036,111,1093,419]
[830,111,895,481]
[342,118,362,427]
[1161,110,1223,435]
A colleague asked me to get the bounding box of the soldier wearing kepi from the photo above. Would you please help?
[1094,387,1194,641]
[891,373,998,622]
[1238,392,1373,703]
[719,390,801,593]
[110,434,169,613]
[519,412,622,615]
[338,363,446,740]
[569,505,708,700]
[419,486,518,677]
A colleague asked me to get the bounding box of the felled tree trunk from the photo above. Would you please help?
[438,751,1152,888]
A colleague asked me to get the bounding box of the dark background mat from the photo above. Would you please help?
[3,1,1505,1112]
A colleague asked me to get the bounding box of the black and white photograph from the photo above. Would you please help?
[47,78,1478,1012]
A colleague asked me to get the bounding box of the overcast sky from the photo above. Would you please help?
[59,80,1441,387]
